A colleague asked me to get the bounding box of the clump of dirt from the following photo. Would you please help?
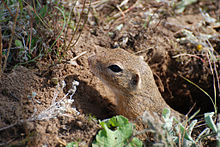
[0,0,219,146]
[0,31,118,146]
[0,65,100,146]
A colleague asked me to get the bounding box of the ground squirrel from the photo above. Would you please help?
[88,48,181,120]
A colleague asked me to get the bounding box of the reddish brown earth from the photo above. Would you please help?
[0,0,219,146]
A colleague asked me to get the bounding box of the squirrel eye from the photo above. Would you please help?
[108,65,122,73]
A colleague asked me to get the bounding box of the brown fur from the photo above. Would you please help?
[88,48,181,120]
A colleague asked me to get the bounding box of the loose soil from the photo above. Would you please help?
[0,0,219,146]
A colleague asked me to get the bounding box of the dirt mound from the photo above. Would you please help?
[0,0,219,146]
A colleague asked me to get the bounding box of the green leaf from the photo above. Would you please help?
[187,120,197,136]
[195,128,210,142]
[15,40,23,48]
[162,108,170,120]
[178,123,195,143]
[66,142,78,147]
[217,123,220,139]
[204,112,217,133]
[39,5,48,18]
[175,0,198,13]
[217,123,220,146]
[93,115,143,147]
[34,5,48,22]
[187,109,200,122]
[128,137,143,147]
[162,108,174,131]
[18,0,23,14]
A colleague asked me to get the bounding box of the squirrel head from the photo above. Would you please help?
[88,49,149,95]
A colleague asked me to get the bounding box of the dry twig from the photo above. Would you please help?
[0,26,2,76]
[3,5,19,71]
[1,0,14,18]
[67,0,91,50]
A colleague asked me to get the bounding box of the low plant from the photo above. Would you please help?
[142,108,220,146]
[92,115,143,147]
[75,108,219,147]
[0,0,90,71]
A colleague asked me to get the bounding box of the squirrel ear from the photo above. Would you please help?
[130,73,140,88]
